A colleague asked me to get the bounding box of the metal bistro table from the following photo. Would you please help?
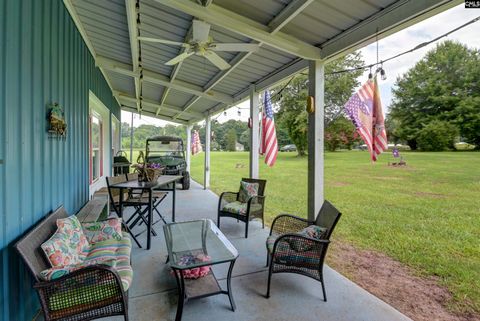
[112,175,182,250]
[164,219,239,321]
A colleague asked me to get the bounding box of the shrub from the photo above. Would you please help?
[417,120,458,151]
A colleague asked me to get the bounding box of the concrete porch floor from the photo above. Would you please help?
[101,180,411,321]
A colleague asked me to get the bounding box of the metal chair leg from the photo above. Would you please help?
[266,255,273,298]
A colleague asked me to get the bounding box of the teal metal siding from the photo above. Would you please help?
[0,1,120,320]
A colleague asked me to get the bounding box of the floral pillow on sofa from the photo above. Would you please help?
[238,181,259,203]
[82,218,123,244]
[41,215,90,267]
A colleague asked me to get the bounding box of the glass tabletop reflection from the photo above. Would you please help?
[163,219,238,270]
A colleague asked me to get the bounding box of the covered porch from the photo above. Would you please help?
[0,0,464,320]
[99,181,410,321]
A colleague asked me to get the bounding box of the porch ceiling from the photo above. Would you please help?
[65,0,462,124]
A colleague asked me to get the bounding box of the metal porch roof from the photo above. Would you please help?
[65,0,462,124]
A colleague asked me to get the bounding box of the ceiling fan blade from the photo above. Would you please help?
[138,37,189,47]
[192,20,211,43]
[210,43,260,52]
[204,51,231,70]
[165,51,194,66]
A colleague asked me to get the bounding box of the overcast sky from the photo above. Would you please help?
[122,4,479,127]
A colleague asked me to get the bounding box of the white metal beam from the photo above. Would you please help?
[268,0,315,34]
[115,92,204,119]
[186,125,192,172]
[125,0,141,112]
[153,0,322,60]
[63,0,122,108]
[320,0,463,60]
[204,115,211,189]
[307,60,324,221]
[249,85,260,179]
[120,105,189,124]
[95,56,234,104]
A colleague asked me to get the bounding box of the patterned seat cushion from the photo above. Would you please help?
[238,181,259,203]
[41,216,90,267]
[266,234,290,253]
[82,218,123,244]
[222,201,262,215]
[289,225,328,252]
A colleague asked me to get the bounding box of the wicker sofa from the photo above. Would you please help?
[15,206,131,321]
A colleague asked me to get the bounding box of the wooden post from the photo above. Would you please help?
[249,85,260,178]
[308,60,325,222]
[204,115,211,189]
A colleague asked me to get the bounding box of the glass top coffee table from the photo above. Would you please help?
[164,219,239,321]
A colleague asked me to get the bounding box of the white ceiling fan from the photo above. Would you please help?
[138,20,259,70]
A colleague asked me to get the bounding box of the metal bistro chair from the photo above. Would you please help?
[265,200,341,301]
[217,178,266,238]
[106,175,161,248]
[126,172,168,225]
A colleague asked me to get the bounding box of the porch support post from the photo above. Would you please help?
[308,60,325,222]
[186,125,192,172]
[249,85,260,178]
[204,115,211,189]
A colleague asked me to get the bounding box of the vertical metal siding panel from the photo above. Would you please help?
[4,1,21,319]
[1,1,121,319]
[0,1,6,320]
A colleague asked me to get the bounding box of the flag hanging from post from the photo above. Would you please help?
[261,90,278,167]
[344,77,387,161]
[191,130,202,155]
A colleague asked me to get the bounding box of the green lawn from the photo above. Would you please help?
[190,151,480,314]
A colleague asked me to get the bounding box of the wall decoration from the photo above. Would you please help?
[48,102,67,139]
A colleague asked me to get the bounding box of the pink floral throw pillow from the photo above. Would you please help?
[56,215,90,261]
[41,228,82,267]
[238,181,259,203]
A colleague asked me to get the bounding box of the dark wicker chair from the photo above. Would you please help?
[265,200,341,301]
[217,178,266,238]
[14,206,129,321]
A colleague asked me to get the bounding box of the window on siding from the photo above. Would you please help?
[90,115,103,183]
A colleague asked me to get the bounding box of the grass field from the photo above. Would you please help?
[189,150,480,314]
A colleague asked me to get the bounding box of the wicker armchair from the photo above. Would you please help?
[265,200,341,301]
[14,206,129,321]
[217,178,266,238]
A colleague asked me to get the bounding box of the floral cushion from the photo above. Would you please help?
[82,218,123,244]
[38,258,117,281]
[289,225,328,252]
[222,201,263,215]
[238,181,259,203]
[57,215,90,261]
[41,216,90,267]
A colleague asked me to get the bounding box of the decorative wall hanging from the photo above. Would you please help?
[47,102,67,139]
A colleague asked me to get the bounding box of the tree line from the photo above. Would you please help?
[122,40,479,155]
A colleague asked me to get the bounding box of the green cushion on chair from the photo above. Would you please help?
[48,283,122,311]
[222,201,262,215]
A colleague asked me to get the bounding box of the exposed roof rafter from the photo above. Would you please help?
[153,0,323,60]
[268,0,316,34]
[125,0,141,112]
[95,56,234,104]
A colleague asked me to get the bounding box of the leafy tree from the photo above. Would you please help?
[325,116,360,151]
[239,129,250,151]
[417,120,459,151]
[273,52,364,156]
[390,41,480,149]
[225,128,237,151]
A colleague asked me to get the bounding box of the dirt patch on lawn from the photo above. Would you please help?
[413,191,447,199]
[331,181,351,187]
[327,241,479,321]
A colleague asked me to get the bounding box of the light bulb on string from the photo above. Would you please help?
[224,111,227,116]
[368,67,373,80]
[237,109,241,117]
[380,67,387,81]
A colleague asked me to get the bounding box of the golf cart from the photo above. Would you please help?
[145,136,190,190]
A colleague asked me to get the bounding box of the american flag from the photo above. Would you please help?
[261,90,278,166]
[344,77,387,161]
[191,130,202,155]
